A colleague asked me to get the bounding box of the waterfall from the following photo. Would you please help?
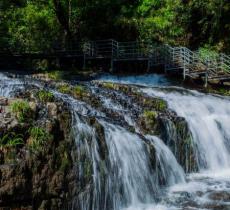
[4,71,230,209]
[52,88,186,210]
[68,99,159,210]
[0,73,25,97]
[146,135,186,186]
[142,87,230,171]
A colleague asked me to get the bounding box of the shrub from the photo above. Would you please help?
[28,127,52,152]
[198,46,219,62]
[48,71,63,81]
[37,90,54,103]
[10,100,33,123]
[0,133,24,152]
[58,84,72,94]
[217,88,230,96]
[34,59,49,71]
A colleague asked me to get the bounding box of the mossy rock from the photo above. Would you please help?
[142,98,167,111]
[72,85,87,98]
[57,84,72,94]
[139,110,159,134]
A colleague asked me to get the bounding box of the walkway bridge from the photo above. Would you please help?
[3,39,230,85]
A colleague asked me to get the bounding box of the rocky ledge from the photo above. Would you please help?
[0,91,76,209]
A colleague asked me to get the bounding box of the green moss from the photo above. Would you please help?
[102,82,115,89]
[58,84,72,94]
[10,100,34,123]
[60,151,70,172]
[143,98,167,111]
[206,86,230,96]
[37,90,54,103]
[217,88,230,96]
[73,85,87,97]
[154,99,167,111]
[144,110,157,119]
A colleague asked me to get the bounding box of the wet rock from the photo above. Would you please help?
[29,101,37,113]
[0,97,8,106]
[47,102,58,118]
[0,95,76,209]
[208,191,230,201]
[89,117,108,160]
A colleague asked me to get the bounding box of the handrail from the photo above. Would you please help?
[3,38,230,77]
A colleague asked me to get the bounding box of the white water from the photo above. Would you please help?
[146,135,186,186]
[138,87,230,210]
[1,72,230,209]
[142,87,230,171]
[0,73,25,97]
[97,73,172,87]
[50,83,185,210]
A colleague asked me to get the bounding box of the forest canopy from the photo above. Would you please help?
[0,0,229,53]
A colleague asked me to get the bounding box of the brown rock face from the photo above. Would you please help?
[0,94,77,210]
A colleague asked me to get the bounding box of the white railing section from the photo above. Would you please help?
[8,39,230,79]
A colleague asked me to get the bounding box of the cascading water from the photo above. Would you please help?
[146,135,186,186]
[47,83,187,210]
[1,71,230,209]
[139,86,230,209]
[142,87,230,171]
[0,73,25,97]
[65,95,184,210]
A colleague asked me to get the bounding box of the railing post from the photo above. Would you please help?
[147,59,150,72]
[83,53,86,69]
[183,48,186,80]
[117,42,119,58]
[110,58,114,72]
[204,71,208,88]
[220,54,224,72]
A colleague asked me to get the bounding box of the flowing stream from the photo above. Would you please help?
[1,72,230,209]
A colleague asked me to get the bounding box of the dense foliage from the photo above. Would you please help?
[0,0,229,53]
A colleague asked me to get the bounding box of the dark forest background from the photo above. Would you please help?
[0,0,229,54]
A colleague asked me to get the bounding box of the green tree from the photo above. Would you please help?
[136,0,185,45]
[6,0,60,52]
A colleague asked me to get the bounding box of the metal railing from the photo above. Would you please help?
[2,38,230,78]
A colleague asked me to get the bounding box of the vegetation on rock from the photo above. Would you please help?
[73,85,88,98]
[47,71,64,81]
[0,133,24,152]
[0,90,76,209]
[37,90,54,103]
[58,84,72,94]
[10,100,34,123]
[28,127,52,152]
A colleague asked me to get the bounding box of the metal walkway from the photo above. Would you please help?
[5,39,230,84]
